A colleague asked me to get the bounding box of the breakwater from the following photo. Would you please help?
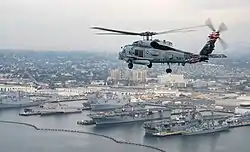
[0,120,166,152]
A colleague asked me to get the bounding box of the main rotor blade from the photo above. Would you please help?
[91,27,141,35]
[96,33,129,35]
[217,22,228,33]
[168,29,197,33]
[205,18,216,32]
[155,25,206,35]
[219,37,228,50]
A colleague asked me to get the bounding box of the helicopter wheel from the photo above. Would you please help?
[147,62,152,68]
[182,63,185,66]
[128,63,133,69]
[166,68,172,73]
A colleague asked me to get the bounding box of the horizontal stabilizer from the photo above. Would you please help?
[208,54,227,58]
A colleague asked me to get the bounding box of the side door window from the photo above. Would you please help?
[135,49,139,56]
[138,50,144,57]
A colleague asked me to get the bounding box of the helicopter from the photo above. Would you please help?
[91,18,228,73]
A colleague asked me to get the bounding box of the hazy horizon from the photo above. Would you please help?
[1,0,250,53]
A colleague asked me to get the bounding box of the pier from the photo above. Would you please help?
[0,120,166,152]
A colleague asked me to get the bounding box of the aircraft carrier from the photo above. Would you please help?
[88,105,171,125]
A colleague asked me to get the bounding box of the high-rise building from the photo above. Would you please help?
[128,70,147,83]
[108,68,147,84]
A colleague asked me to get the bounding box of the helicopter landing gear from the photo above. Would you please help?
[147,62,152,68]
[182,63,185,66]
[128,63,133,69]
[166,63,172,73]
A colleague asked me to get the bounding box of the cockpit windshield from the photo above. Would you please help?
[132,41,139,46]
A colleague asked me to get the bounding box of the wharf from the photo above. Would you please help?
[229,122,250,128]
[51,98,87,103]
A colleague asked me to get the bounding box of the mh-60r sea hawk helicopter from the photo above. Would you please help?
[91,19,228,73]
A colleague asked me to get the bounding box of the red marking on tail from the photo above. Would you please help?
[208,32,220,40]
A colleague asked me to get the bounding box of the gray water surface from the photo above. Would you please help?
[0,102,250,152]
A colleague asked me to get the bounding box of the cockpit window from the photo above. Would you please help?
[132,41,139,46]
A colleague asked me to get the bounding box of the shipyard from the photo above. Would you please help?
[1,53,250,152]
[1,79,250,152]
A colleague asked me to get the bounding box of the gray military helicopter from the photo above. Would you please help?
[91,19,228,73]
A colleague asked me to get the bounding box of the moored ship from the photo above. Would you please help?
[0,92,48,109]
[226,113,250,128]
[182,109,230,136]
[19,102,82,116]
[181,121,229,136]
[143,109,204,136]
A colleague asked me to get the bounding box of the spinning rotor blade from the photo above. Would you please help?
[205,18,216,32]
[155,25,206,35]
[217,22,228,33]
[91,27,141,35]
[218,37,228,50]
[206,18,229,50]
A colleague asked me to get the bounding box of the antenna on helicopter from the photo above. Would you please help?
[91,24,206,41]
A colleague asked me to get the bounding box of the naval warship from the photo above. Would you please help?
[143,107,231,137]
[88,105,171,125]
[226,113,250,128]
[19,102,82,116]
[181,108,230,136]
[0,92,48,109]
[143,109,204,136]
[181,120,229,136]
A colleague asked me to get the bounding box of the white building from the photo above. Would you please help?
[235,103,250,114]
[55,86,107,96]
[192,79,208,88]
[90,80,105,85]
[157,74,186,88]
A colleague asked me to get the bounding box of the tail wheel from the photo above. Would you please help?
[128,63,133,69]
[147,62,152,68]
[166,68,172,73]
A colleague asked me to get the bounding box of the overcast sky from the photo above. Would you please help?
[0,0,250,52]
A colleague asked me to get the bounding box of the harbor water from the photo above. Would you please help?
[1,101,250,152]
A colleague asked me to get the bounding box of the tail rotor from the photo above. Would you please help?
[205,18,228,49]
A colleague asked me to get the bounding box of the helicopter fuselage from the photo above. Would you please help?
[119,40,193,65]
